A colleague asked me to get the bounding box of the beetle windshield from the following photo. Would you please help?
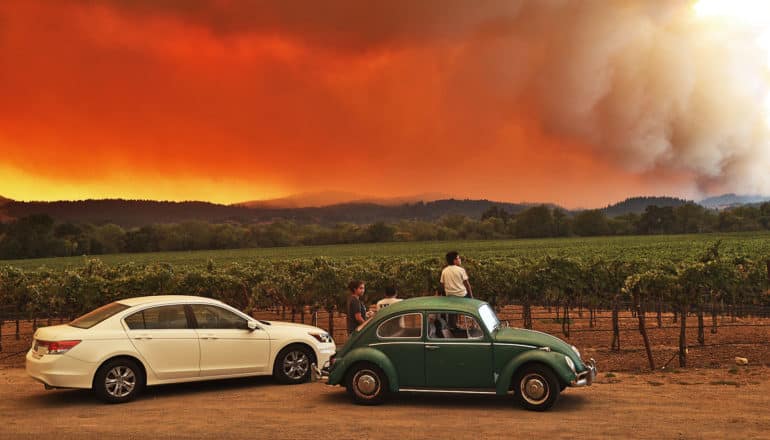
[478,304,500,333]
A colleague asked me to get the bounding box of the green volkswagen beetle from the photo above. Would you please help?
[324,296,596,411]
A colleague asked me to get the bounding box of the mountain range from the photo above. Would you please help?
[0,192,767,227]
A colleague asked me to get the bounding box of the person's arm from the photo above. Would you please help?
[463,280,473,298]
[353,297,365,323]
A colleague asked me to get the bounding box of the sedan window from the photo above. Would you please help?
[191,304,248,329]
[125,305,189,330]
[376,313,422,339]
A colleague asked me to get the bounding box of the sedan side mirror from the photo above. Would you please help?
[247,320,259,331]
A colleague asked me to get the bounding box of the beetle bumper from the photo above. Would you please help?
[570,358,597,387]
[311,361,331,382]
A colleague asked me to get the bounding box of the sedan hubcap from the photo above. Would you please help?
[521,374,549,404]
[105,366,136,398]
[283,351,309,379]
[355,370,379,396]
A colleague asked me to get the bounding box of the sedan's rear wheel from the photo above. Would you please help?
[93,358,144,404]
[514,364,560,411]
[346,362,388,405]
[274,345,314,384]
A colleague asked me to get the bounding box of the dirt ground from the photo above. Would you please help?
[1,365,769,439]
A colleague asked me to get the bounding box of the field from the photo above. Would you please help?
[3,231,770,270]
[2,366,769,439]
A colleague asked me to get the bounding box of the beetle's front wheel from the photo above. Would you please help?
[514,364,560,411]
[346,362,388,405]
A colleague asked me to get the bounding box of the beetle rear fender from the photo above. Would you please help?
[338,347,399,392]
[496,350,575,395]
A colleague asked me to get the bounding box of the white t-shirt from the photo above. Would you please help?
[376,297,402,311]
[440,265,469,297]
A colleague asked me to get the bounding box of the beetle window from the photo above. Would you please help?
[428,313,484,339]
[376,313,422,339]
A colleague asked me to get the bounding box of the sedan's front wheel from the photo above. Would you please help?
[93,358,144,404]
[274,345,314,384]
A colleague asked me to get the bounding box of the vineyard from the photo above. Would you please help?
[1,233,770,371]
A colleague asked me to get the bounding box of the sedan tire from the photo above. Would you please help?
[514,364,560,411]
[274,345,314,384]
[93,358,144,404]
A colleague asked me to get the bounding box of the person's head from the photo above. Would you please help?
[385,286,397,298]
[445,251,460,266]
[348,280,365,297]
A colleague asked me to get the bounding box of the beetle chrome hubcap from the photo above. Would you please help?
[283,351,310,379]
[105,366,136,398]
[521,374,549,404]
[355,370,379,395]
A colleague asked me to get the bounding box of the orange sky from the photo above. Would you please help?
[1,0,761,209]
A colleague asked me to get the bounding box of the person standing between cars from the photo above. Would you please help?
[376,286,402,312]
[440,251,473,330]
[347,280,367,335]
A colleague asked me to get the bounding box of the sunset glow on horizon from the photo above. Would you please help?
[2,0,770,209]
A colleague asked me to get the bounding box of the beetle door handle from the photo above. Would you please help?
[425,345,440,350]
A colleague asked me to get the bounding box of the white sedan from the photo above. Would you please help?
[26,295,335,403]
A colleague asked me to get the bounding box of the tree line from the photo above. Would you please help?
[1,202,770,260]
[1,248,769,368]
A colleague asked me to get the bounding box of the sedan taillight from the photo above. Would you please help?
[37,340,81,354]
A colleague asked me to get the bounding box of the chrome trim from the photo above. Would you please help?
[399,388,497,395]
[312,361,331,382]
[369,342,425,346]
[369,342,492,347]
[423,342,492,346]
[570,358,597,387]
[494,343,537,349]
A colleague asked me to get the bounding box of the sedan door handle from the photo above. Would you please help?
[135,335,153,340]
[425,345,440,351]
[200,335,218,340]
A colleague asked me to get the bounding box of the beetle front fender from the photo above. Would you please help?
[496,350,576,395]
[332,347,400,392]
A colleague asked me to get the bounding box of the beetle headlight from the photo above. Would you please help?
[571,345,581,359]
[565,355,576,373]
[309,332,333,343]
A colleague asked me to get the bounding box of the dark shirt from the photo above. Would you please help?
[347,295,366,334]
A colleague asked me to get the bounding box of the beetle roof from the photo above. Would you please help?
[375,296,487,316]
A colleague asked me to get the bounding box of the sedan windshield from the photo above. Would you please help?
[70,302,130,329]
[478,304,500,333]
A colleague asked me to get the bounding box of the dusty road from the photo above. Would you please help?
[1,366,769,439]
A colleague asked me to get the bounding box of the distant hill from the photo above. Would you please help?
[0,195,12,222]
[0,198,542,227]
[601,196,690,217]
[238,191,451,208]
[698,193,770,209]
